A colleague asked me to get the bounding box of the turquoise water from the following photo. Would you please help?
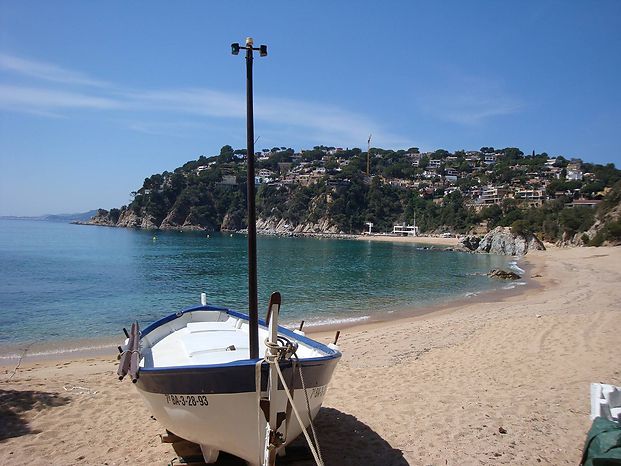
[0,219,511,349]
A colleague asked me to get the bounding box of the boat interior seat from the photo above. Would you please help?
[186,321,237,332]
[182,327,250,363]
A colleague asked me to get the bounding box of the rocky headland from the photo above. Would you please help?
[77,208,353,238]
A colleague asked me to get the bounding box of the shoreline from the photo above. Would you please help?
[303,262,535,335]
[0,251,530,365]
[73,220,466,249]
[1,246,620,464]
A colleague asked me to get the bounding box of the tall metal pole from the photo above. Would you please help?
[232,37,266,360]
[367,134,372,176]
[245,41,259,359]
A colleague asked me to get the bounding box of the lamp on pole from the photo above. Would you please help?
[231,37,268,360]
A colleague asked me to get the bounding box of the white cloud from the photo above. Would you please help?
[0,53,109,87]
[125,88,245,118]
[254,95,412,148]
[0,85,122,112]
[0,52,412,148]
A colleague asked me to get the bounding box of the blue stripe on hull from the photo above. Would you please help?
[135,304,341,395]
[136,358,339,395]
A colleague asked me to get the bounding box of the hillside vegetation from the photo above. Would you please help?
[89,145,621,246]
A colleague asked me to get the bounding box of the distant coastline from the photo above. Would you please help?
[0,210,97,223]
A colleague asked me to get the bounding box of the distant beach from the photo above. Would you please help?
[2,243,619,464]
[354,233,462,247]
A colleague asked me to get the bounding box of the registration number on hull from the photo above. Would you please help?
[310,386,327,399]
[164,394,209,407]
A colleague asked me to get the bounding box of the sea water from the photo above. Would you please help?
[0,219,512,354]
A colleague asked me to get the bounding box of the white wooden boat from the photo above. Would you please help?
[118,295,341,465]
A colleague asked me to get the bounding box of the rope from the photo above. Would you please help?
[255,359,264,466]
[273,362,323,466]
[264,337,323,466]
[296,359,323,465]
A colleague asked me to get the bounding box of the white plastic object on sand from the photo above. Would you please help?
[590,383,621,421]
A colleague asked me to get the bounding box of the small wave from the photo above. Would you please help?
[502,284,516,290]
[508,261,525,274]
[0,353,21,361]
[304,315,370,328]
[464,291,479,298]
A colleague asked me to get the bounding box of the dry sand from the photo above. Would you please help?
[1,246,620,465]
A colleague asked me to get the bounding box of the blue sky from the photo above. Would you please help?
[0,1,620,216]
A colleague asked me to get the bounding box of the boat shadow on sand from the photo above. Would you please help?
[287,407,408,466]
[0,388,70,441]
[205,407,408,466]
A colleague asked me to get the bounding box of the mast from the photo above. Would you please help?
[232,38,268,359]
[367,134,372,176]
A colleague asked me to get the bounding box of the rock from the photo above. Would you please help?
[476,226,545,256]
[488,269,521,280]
[116,210,158,229]
[85,208,117,226]
[220,212,244,231]
[460,235,481,251]
[255,216,344,236]
[159,206,189,230]
[498,427,508,434]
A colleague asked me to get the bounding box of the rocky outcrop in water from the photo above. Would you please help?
[460,226,545,256]
[82,208,117,226]
[488,269,521,280]
[460,235,481,251]
[477,226,545,255]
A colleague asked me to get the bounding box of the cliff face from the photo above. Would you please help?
[116,210,159,229]
[83,208,162,230]
[255,216,342,235]
[83,208,344,234]
[583,201,621,246]
[86,209,117,226]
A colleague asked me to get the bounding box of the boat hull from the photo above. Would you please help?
[137,372,334,464]
[131,306,341,465]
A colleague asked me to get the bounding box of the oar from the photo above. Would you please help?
[128,322,140,383]
[117,324,135,380]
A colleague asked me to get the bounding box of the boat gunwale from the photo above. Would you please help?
[138,304,341,374]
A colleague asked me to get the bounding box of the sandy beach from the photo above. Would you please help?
[355,234,462,247]
[1,245,620,465]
